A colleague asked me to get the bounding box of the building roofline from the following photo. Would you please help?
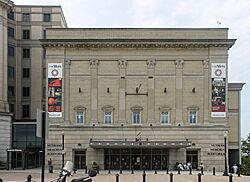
[228,83,245,91]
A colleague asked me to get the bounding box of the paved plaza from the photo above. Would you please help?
[0,169,250,182]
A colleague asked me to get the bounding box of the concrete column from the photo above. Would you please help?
[175,59,184,125]
[147,59,155,124]
[203,59,209,125]
[64,59,71,123]
[118,59,127,124]
[90,59,99,124]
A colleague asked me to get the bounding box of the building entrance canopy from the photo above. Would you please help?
[89,140,192,149]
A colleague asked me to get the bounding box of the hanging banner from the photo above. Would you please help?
[211,63,226,117]
[48,63,62,117]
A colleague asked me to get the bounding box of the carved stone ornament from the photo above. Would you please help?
[65,59,71,65]
[73,105,86,112]
[102,105,115,112]
[187,105,199,111]
[118,59,127,69]
[175,59,184,69]
[89,59,99,68]
[203,59,210,69]
[146,59,156,68]
[130,105,143,112]
[159,105,172,111]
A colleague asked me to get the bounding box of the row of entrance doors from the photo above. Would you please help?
[104,148,169,170]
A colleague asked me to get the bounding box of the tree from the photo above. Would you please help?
[242,133,250,156]
[241,133,250,175]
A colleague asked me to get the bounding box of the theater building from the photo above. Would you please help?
[41,28,244,171]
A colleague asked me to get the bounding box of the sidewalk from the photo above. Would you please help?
[0,169,250,182]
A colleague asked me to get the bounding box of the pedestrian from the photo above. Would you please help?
[48,158,53,173]
[232,164,238,174]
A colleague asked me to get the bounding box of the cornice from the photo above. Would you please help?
[40,38,236,50]
[228,83,245,91]
[0,0,13,10]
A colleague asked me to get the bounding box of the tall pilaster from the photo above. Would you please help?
[175,59,184,125]
[118,59,127,124]
[203,59,210,124]
[64,59,71,123]
[90,59,99,124]
[147,59,155,124]
[0,0,13,112]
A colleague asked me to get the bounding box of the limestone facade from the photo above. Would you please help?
[42,28,244,171]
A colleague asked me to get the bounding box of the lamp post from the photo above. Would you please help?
[62,131,65,168]
[223,131,229,176]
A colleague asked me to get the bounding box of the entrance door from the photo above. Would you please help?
[11,152,22,169]
[74,150,86,169]
[131,149,141,170]
[186,151,198,169]
[121,149,130,170]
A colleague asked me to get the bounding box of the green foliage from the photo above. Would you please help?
[241,157,250,175]
[242,134,250,155]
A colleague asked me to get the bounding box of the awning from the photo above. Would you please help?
[89,140,192,149]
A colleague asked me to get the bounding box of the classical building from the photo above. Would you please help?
[41,28,244,171]
[0,0,66,169]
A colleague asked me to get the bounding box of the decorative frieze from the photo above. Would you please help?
[89,59,99,68]
[118,59,127,69]
[146,59,156,68]
[175,59,184,69]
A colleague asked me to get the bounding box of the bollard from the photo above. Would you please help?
[116,173,119,182]
[166,167,169,174]
[143,169,145,174]
[198,173,201,182]
[131,166,134,174]
[108,167,111,174]
[26,175,32,182]
[85,167,88,174]
[237,168,240,177]
[170,173,173,182]
[213,167,216,175]
[154,166,157,174]
[73,168,77,174]
[142,172,146,182]
[0,178,3,182]
[178,167,180,174]
[201,166,204,175]
[189,167,192,175]
[120,167,122,174]
[229,174,233,182]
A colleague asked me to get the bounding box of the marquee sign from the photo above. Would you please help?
[211,63,226,117]
[48,63,63,117]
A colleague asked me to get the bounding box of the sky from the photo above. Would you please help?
[14,0,250,139]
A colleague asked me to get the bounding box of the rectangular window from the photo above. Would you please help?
[8,66,14,78]
[8,46,15,57]
[104,112,112,124]
[23,30,30,39]
[43,87,46,98]
[22,13,30,22]
[23,87,30,97]
[132,112,141,124]
[22,105,30,117]
[76,111,84,124]
[160,112,169,124]
[189,111,197,124]
[8,86,14,96]
[23,68,30,78]
[43,13,51,22]
[23,48,30,58]
[9,104,14,113]
[8,27,15,38]
[8,11,14,20]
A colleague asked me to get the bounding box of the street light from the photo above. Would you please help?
[62,131,65,168]
[223,131,229,176]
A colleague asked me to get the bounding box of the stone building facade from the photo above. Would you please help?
[42,28,244,171]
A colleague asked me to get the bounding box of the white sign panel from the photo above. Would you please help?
[48,63,63,78]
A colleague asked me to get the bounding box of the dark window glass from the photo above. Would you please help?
[42,68,46,78]
[23,68,30,78]
[43,48,46,59]
[23,87,30,97]
[23,48,30,58]
[22,13,30,22]
[43,13,51,22]
[9,104,14,113]
[8,27,15,38]
[43,87,46,98]
[23,30,30,39]
[8,66,14,78]
[8,11,14,20]
[8,86,14,96]
[43,29,46,39]
[8,46,15,57]
[22,105,30,117]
